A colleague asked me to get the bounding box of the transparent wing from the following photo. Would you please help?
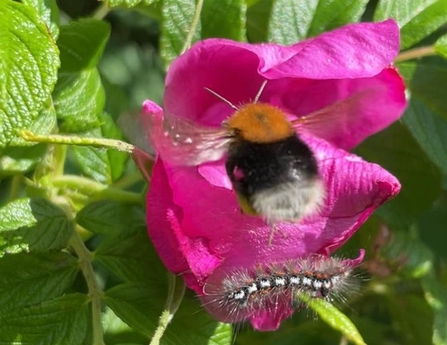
[291,91,372,137]
[120,110,231,166]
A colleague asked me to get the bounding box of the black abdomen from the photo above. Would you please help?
[225,135,319,199]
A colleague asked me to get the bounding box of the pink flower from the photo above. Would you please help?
[141,19,406,330]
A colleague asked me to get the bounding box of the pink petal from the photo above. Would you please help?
[164,20,399,118]
[146,134,399,299]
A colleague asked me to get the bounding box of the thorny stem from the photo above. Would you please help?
[149,274,186,345]
[395,46,437,62]
[70,230,104,345]
[181,0,204,54]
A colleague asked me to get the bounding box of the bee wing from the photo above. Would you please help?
[291,92,369,138]
[120,110,231,166]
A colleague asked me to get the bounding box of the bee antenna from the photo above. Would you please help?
[254,80,268,103]
[204,87,239,111]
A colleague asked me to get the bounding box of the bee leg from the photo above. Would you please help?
[267,224,277,246]
[268,223,288,245]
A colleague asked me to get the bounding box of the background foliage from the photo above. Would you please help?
[0,0,447,344]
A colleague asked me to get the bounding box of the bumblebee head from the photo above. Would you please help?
[225,103,294,143]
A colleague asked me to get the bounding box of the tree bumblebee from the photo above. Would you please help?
[132,81,334,242]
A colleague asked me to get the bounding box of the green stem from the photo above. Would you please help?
[149,274,186,345]
[19,130,135,153]
[8,175,22,202]
[70,231,104,345]
[112,171,144,190]
[52,175,142,204]
[92,1,110,20]
[395,46,436,62]
[181,0,204,54]
[53,144,67,177]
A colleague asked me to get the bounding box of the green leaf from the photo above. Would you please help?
[0,0,59,146]
[53,69,105,132]
[422,274,447,345]
[0,198,74,255]
[107,0,160,8]
[70,113,128,183]
[0,104,56,175]
[267,0,369,44]
[207,322,232,345]
[418,193,447,260]
[58,19,110,72]
[95,222,161,283]
[356,122,442,228]
[0,252,78,315]
[435,34,447,59]
[76,200,144,236]
[397,59,447,168]
[0,144,48,176]
[246,0,273,42]
[388,294,434,345]
[162,290,227,345]
[103,307,149,344]
[105,283,162,337]
[374,0,447,50]
[0,293,89,345]
[22,0,60,39]
[402,99,447,173]
[106,281,230,344]
[398,57,447,119]
[201,0,247,41]
[380,230,434,278]
[298,294,366,345]
[161,0,199,67]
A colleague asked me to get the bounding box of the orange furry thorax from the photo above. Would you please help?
[225,103,294,143]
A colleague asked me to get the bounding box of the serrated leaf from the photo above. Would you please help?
[435,34,447,59]
[298,294,366,345]
[0,104,56,175]
[95,224,161,283]
[0,293,89,345]
[105,283,163,337]
[107,0,160,8]
[0,144,48,176]
[162,290,226,345]
[207,322,232,345]
[103,306,149,344]
[106,284,225,345]
[161,0,200,67]
[22,0,60,39]
[356,122,442,228]
[0,252,79,316]
[267,0,369,44]
[422,274,447,345]
[70,112,128,183]
[201,0,247,41]
[0,198,74,255]
[77,200,144,236]
[58,19,110,72]
[0,0,59,146]
[53,69,105,132]
[374,0,447,49]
